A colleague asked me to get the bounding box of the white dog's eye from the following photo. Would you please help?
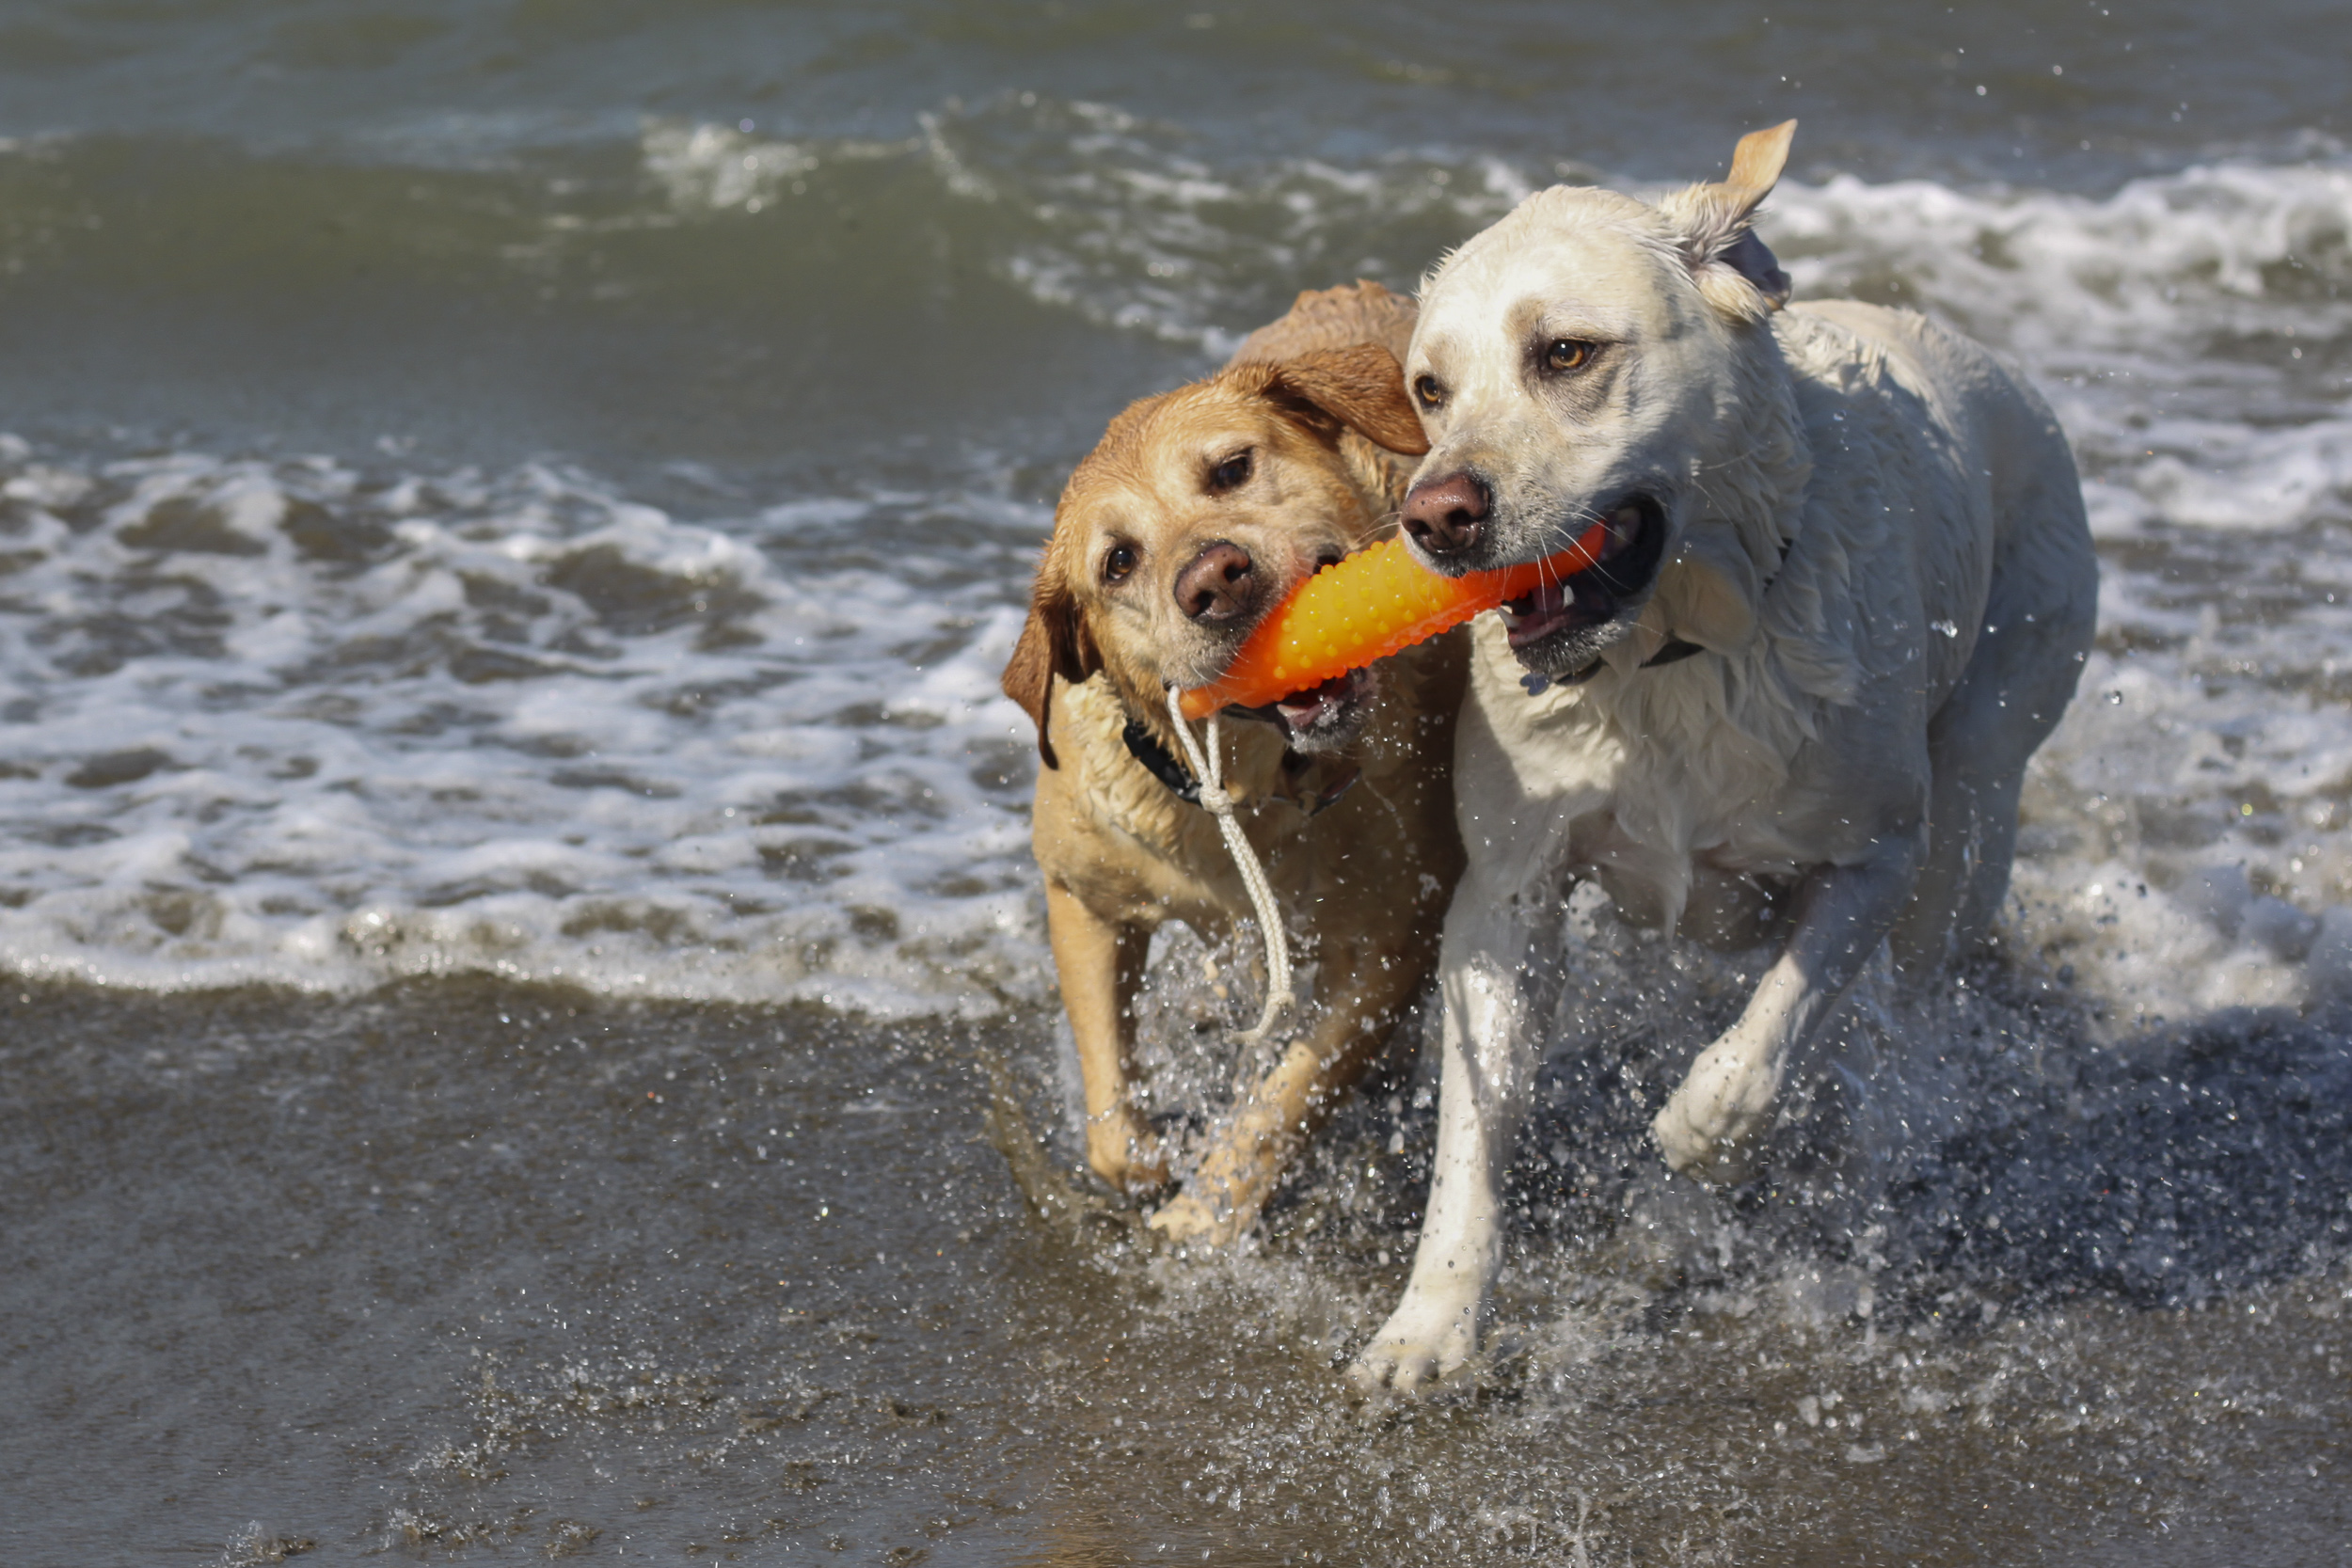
[1543,340,1595,373]
[1103,543,1138,583]
[1413,374,1447,410]
[1206,450,1252,493]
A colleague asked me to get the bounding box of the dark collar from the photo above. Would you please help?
[1521,636,1704,697]
[1121,719,1200,804]
[1120,718,1360,816]
[1644,636,1705,668]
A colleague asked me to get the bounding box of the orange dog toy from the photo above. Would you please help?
[1179,524,1613,718]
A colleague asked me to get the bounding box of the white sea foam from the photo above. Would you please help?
[0,451,1049,1010]
[638,101,2352,539]
[6,111,2351,1029]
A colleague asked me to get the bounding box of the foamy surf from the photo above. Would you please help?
[1,119,2349,1036]
[628,100,2350,545]
[0,444,1048,1010]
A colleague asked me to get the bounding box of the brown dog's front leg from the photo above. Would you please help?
[1044,879,1167,1195]
[1150,941,1423,1244]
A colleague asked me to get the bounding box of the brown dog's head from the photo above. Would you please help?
[1004,343,1427,766]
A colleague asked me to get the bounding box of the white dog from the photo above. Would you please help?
[1351,123,2098,1392]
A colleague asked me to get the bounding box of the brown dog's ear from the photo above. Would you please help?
[1244,343,1432,456]
[1000,566,1099,769]
[1659,120,1796,317]
[1226,280,1419,370]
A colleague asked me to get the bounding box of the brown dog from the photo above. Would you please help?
[1002,283,1467,1244]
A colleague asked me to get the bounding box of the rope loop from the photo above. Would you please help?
[1163,685,1294,1045]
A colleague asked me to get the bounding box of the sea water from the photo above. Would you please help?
[1,2,2346,1562]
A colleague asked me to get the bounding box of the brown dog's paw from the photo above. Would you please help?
[1085,1113,1171,1197]
[1145,1190,1244,1247]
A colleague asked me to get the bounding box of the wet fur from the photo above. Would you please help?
[1004,284,1469,1243]
[1354,127,2100,1390]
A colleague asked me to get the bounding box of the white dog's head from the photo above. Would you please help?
[1401,123,1798,678]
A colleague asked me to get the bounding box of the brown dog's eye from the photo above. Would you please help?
[1543,339,1594,373]
[1413,374,1447,409]
[1206,450,1252,493]
[1102,543,1138,583]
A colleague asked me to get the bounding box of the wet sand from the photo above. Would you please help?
[5,979,2345,1564]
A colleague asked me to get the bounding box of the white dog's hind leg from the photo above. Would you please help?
[1893,570,2097,974]
[1350,891,1555,1393]
[1653,835,1923,1184]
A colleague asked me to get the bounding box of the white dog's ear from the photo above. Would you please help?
[1656,527,1761,654]
[1659,120,1796,319]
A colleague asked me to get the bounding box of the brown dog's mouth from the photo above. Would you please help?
[1498,495,1667,667]
[1275,665,1374,732]
[1228,664,1375,752]
[1214,546,1375,750]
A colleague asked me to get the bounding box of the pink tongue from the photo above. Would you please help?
[1277,673,1349,719]
[1505,584,1573,647]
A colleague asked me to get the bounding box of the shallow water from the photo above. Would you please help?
[2,2,2349,1561]
[5,980,2347,1565]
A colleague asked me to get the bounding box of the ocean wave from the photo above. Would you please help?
[636,96,1542,353]
[630,102,2352,532]
[3,104,2351,1027]
[0,443,1048,1010]
[1767,160,2352,535]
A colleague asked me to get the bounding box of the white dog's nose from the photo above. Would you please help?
[1401,471,1489,559]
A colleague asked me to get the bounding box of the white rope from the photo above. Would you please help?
[1164,684,1294,1045]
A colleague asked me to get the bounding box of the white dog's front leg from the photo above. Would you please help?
[1351,894,1550,1394]
[1653,840,1921,1184]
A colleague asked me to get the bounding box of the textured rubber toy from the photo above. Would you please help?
[1179,521,1613,719]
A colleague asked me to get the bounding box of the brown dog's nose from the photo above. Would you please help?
[1401,471,1490,558]
[1173,541,1257,625]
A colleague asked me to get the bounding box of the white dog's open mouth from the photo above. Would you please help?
[1499,495,1668,667]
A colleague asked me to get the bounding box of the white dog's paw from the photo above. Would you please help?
[1652,1043,1778,1185]
[1348,1292,1479,1396]
[1652,1097,1764,1185]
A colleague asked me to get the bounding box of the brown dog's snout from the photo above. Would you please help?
[1401,471,1490,558]
[1174,541,1259,625]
